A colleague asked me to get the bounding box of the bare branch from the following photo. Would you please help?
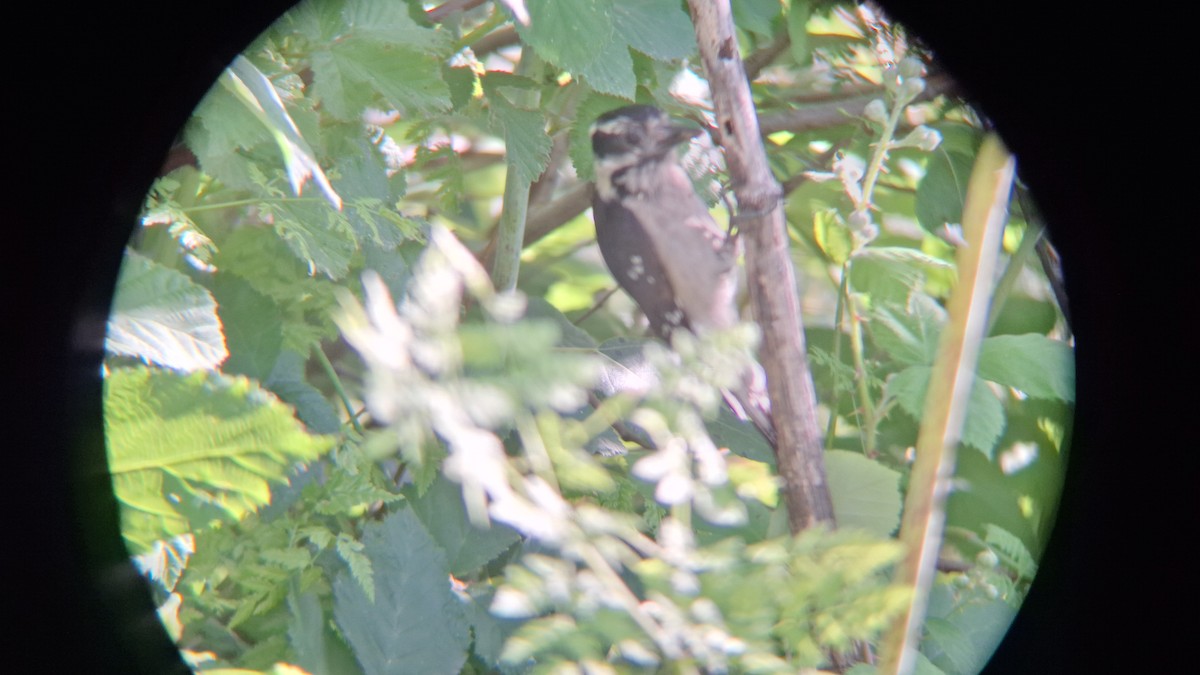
[426,0,488,23]
[686,0,835,533]
[758,72,958,135]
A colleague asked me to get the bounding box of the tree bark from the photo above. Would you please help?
[686,0,835,532]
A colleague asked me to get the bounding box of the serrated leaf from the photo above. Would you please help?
[264,198,358,279]
[336,534,375,602]
[333,509,470,675]
[313,39,450,121]
[867,295,945,366]
[104,367,333,552]
[288,587,361,675]
[343,0,449,53]
[106,250,227,371]
[519,0,616,76]
[404,474,521,577]
[977,333,1074,402]
[916,149,976,235]
[825,450,902,536]
[488,90,552,185]
[570,92,633,181]
[984,523,1038,580]
[576,36,638,99]
[884,366,1006,456]
[612,0,696,61]
[850,246,953,302]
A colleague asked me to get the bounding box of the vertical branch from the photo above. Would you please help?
[490,50,541,292]
[686,0,835,532]
[877,135,1014,674]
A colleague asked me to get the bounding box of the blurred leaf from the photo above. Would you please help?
[916,148,975,235]
[106,250,228,372]
[977,334,1075,403]
[984,523,1038,581]
[733,0,782,36]
[813,209,852,264]
[850,246,953,303]
[104,367,333,552]
[264,350,342,435]
[209,273,282,381]
[404,474,521,577]
[787,0,813,66]
[287,586,361,675]
[826,450,902,536]
[866,294,945,366]
[885,366,1006,456]
[332,508,470,675]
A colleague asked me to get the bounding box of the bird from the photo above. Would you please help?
[589,104,776,448]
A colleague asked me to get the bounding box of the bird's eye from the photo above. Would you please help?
[624,127,644,147]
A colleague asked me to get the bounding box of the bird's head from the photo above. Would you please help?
[590,105,701,172]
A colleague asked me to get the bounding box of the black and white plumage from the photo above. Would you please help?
[589,105,776,447]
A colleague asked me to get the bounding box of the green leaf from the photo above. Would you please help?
[404,474,521,577]
[884,366,1006,456]
[263,198,358,280]
[850,245,955,302]
[332,508,470,675]
[343,0,449,53]
[916,148,976,235]
[520,0,616,76]
[224,55,342,209]
[977,333,1075,403]
[209,273,283,381]
[570,91,633,181]
[787,1,813,66]
[264,350,341,435]
[732,0,781,37]
[611,0,697,61]
[984,523,1038,581]
[813,209,852,265]
[866,294,945,366]
[312,39,450,121]
[487,80,553,185]
[106,250,228,372]
[825,450,903,536]
[576,37,638,99]
[104,367,334,552]
[287,587,361,675]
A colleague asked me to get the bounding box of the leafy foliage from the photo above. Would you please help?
[101,1,1074,673]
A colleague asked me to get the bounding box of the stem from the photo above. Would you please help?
[985,219,1039,335]
[847,297,877,455]
[313,342,365,436]
[183,196,329,213]
[453,7,509,52]
[489,49,541,292]
[877,135,1014,674]
[823,263,850,447]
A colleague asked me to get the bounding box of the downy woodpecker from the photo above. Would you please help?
[590,104,776,447]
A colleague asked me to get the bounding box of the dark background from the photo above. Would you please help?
[7,1,1174,672]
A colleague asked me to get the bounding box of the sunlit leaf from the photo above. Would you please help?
[105,367,333,552]
[106,251,227,372]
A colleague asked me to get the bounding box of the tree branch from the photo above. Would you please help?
[758,72,958,135]
[426,0,488,23]
[686,0,835,533]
